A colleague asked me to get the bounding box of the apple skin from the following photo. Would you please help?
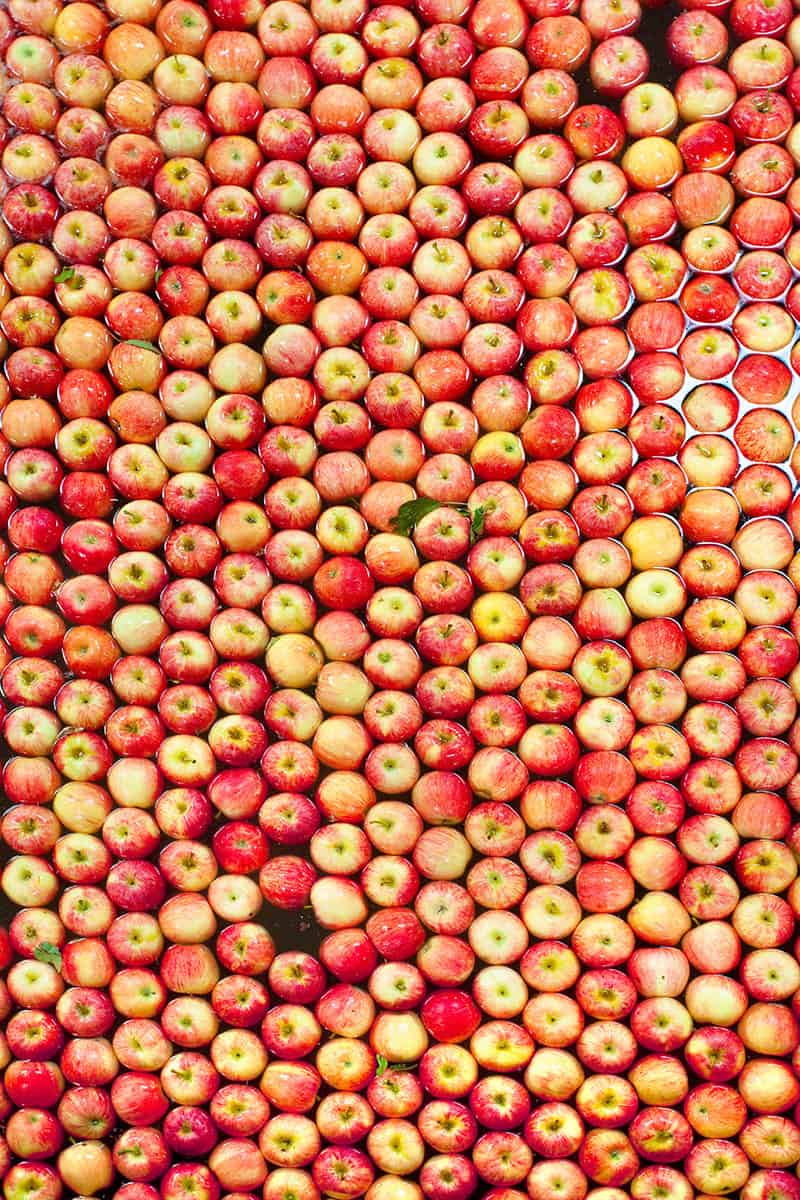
[3,6,800,1200]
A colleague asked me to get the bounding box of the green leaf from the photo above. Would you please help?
[125,339,160,353]
[34,942,62,970]
[470,505,487,543]
[391,497,444,537]
[55,266,75,283]
[376,1055,416,1076]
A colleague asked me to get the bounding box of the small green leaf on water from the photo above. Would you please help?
[55,267,75,283]
[34,942,62,970]
[125,339,160,352]
[470,505,487,543]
